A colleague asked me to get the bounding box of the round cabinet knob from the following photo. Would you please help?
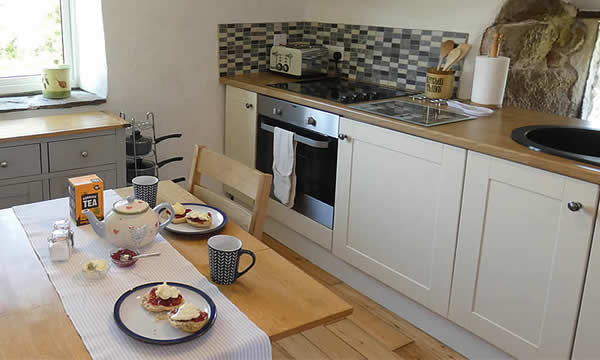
[0,161,7,168]
[245,103,253,109]
[338,134,348,140]
[81,151,89,158]
[276,63,283,70]
[307,116,317,126]
[283,64,289,72]
[568,201,583,212]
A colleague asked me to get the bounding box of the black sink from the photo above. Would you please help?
[511,125,600,167]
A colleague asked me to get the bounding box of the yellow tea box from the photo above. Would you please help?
[68,174,104,226]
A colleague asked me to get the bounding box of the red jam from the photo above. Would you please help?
[189,213,211,223]
[110,248,138,267]
[166,208,192,219]
[148,287,183,307]
[169,309,209,322]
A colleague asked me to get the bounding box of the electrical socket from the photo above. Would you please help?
[325,45,344,61]
[273,34,288,46]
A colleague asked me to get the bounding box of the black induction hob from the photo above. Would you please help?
[269,78,416,104]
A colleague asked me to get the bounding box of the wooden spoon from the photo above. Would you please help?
[454,43,472,63]
[442,47,463,71]
[436,40,455,70]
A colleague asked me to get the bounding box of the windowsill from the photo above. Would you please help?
[0,89,106,113]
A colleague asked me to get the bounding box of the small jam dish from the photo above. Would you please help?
[81,258,110,280]
[110,248,139,267]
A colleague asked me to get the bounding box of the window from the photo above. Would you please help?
[0,0,77,96]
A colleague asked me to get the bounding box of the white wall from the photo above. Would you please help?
[0,0,307,183]
[303,0,506,99]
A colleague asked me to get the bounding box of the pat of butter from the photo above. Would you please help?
[82,259,107,273]
[155,282,180,300]
[170,303,201,321]
[172,202,186,215]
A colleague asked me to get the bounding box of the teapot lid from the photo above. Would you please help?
[113,196,149,215]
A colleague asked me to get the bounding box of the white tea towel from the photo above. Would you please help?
[446,100,494,117]
[13,191,271,360]
[273,127,297,208]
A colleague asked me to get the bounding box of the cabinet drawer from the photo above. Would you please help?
[0,144,41,180]
[49,168,117,199]
[48,135,116,172]
[0,181,43,209]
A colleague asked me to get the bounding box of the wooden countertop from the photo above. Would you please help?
[0,111,128,143]
[0,181,351,359]
[220,73,600,184]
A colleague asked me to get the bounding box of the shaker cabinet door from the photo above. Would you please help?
[333,118,466,316]
[225,85,257,168]
[0,181,43,209]
[449,151,598,359]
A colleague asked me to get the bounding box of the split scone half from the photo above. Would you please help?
[141,282,184,312]
[185,210,212,228]
[168,303,209,333]
[166,202,190,224]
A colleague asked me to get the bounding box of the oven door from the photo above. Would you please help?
[256,115,337,229]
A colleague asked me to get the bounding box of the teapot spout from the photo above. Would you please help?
[82,209,105,238]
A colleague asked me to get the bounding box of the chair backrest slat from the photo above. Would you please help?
[187,145,272,239]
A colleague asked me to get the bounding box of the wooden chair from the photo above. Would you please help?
[187,145,272,239]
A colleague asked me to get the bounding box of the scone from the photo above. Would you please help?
[185,211,212,228]
[168,303,209,333]
[166,202,190,224]
[141,282,184,312]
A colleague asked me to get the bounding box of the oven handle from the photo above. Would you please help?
[260,123,330,149]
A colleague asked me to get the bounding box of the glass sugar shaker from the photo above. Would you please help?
[52,219,74,247]
[48,229,72,262]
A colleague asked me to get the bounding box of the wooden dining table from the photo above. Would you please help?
[0,180,352,359]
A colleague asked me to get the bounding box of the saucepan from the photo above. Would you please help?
[126,131,182,156]
[126,157,183,183]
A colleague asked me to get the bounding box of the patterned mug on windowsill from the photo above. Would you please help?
[42,64,71,99]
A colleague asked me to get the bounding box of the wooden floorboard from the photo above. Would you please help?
[272,342,294,360]
[348,302,414,351]
[327,319,404,360]
[264,234,465,360]
[303,325,367,360]
[277,334,330,359]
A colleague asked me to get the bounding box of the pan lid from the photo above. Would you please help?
[113,196,149,214]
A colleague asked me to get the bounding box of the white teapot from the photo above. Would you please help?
[83,196,174,248]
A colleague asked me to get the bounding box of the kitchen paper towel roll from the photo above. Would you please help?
[471,55,510,107]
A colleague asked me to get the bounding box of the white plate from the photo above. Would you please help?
[160,203,227,235]
[113,282,216,344]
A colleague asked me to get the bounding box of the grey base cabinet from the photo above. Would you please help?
[0,128,126,209]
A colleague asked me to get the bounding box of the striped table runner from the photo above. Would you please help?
[13,190,271,360]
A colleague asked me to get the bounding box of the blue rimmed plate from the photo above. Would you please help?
[113,282,217,344]
[160,203,227,236]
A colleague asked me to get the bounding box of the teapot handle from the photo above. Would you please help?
[154,203,174,229]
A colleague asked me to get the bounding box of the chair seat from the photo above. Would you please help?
[191,185,253,232]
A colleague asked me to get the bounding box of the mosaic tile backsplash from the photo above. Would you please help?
[218,22,469,92]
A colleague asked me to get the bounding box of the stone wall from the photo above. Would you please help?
[480,0,597,117]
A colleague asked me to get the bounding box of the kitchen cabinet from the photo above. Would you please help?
[449,151,598,359]
[0,144,41,180]
[49,167,117,199]
[224,85,258,206]
[0,115,126,209]
[333,118,466,316]
[573,214,600,359]
[225,85,257,168]
[0,181,43,209]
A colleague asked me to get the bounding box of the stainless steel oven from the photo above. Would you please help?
[256,95,339,229]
